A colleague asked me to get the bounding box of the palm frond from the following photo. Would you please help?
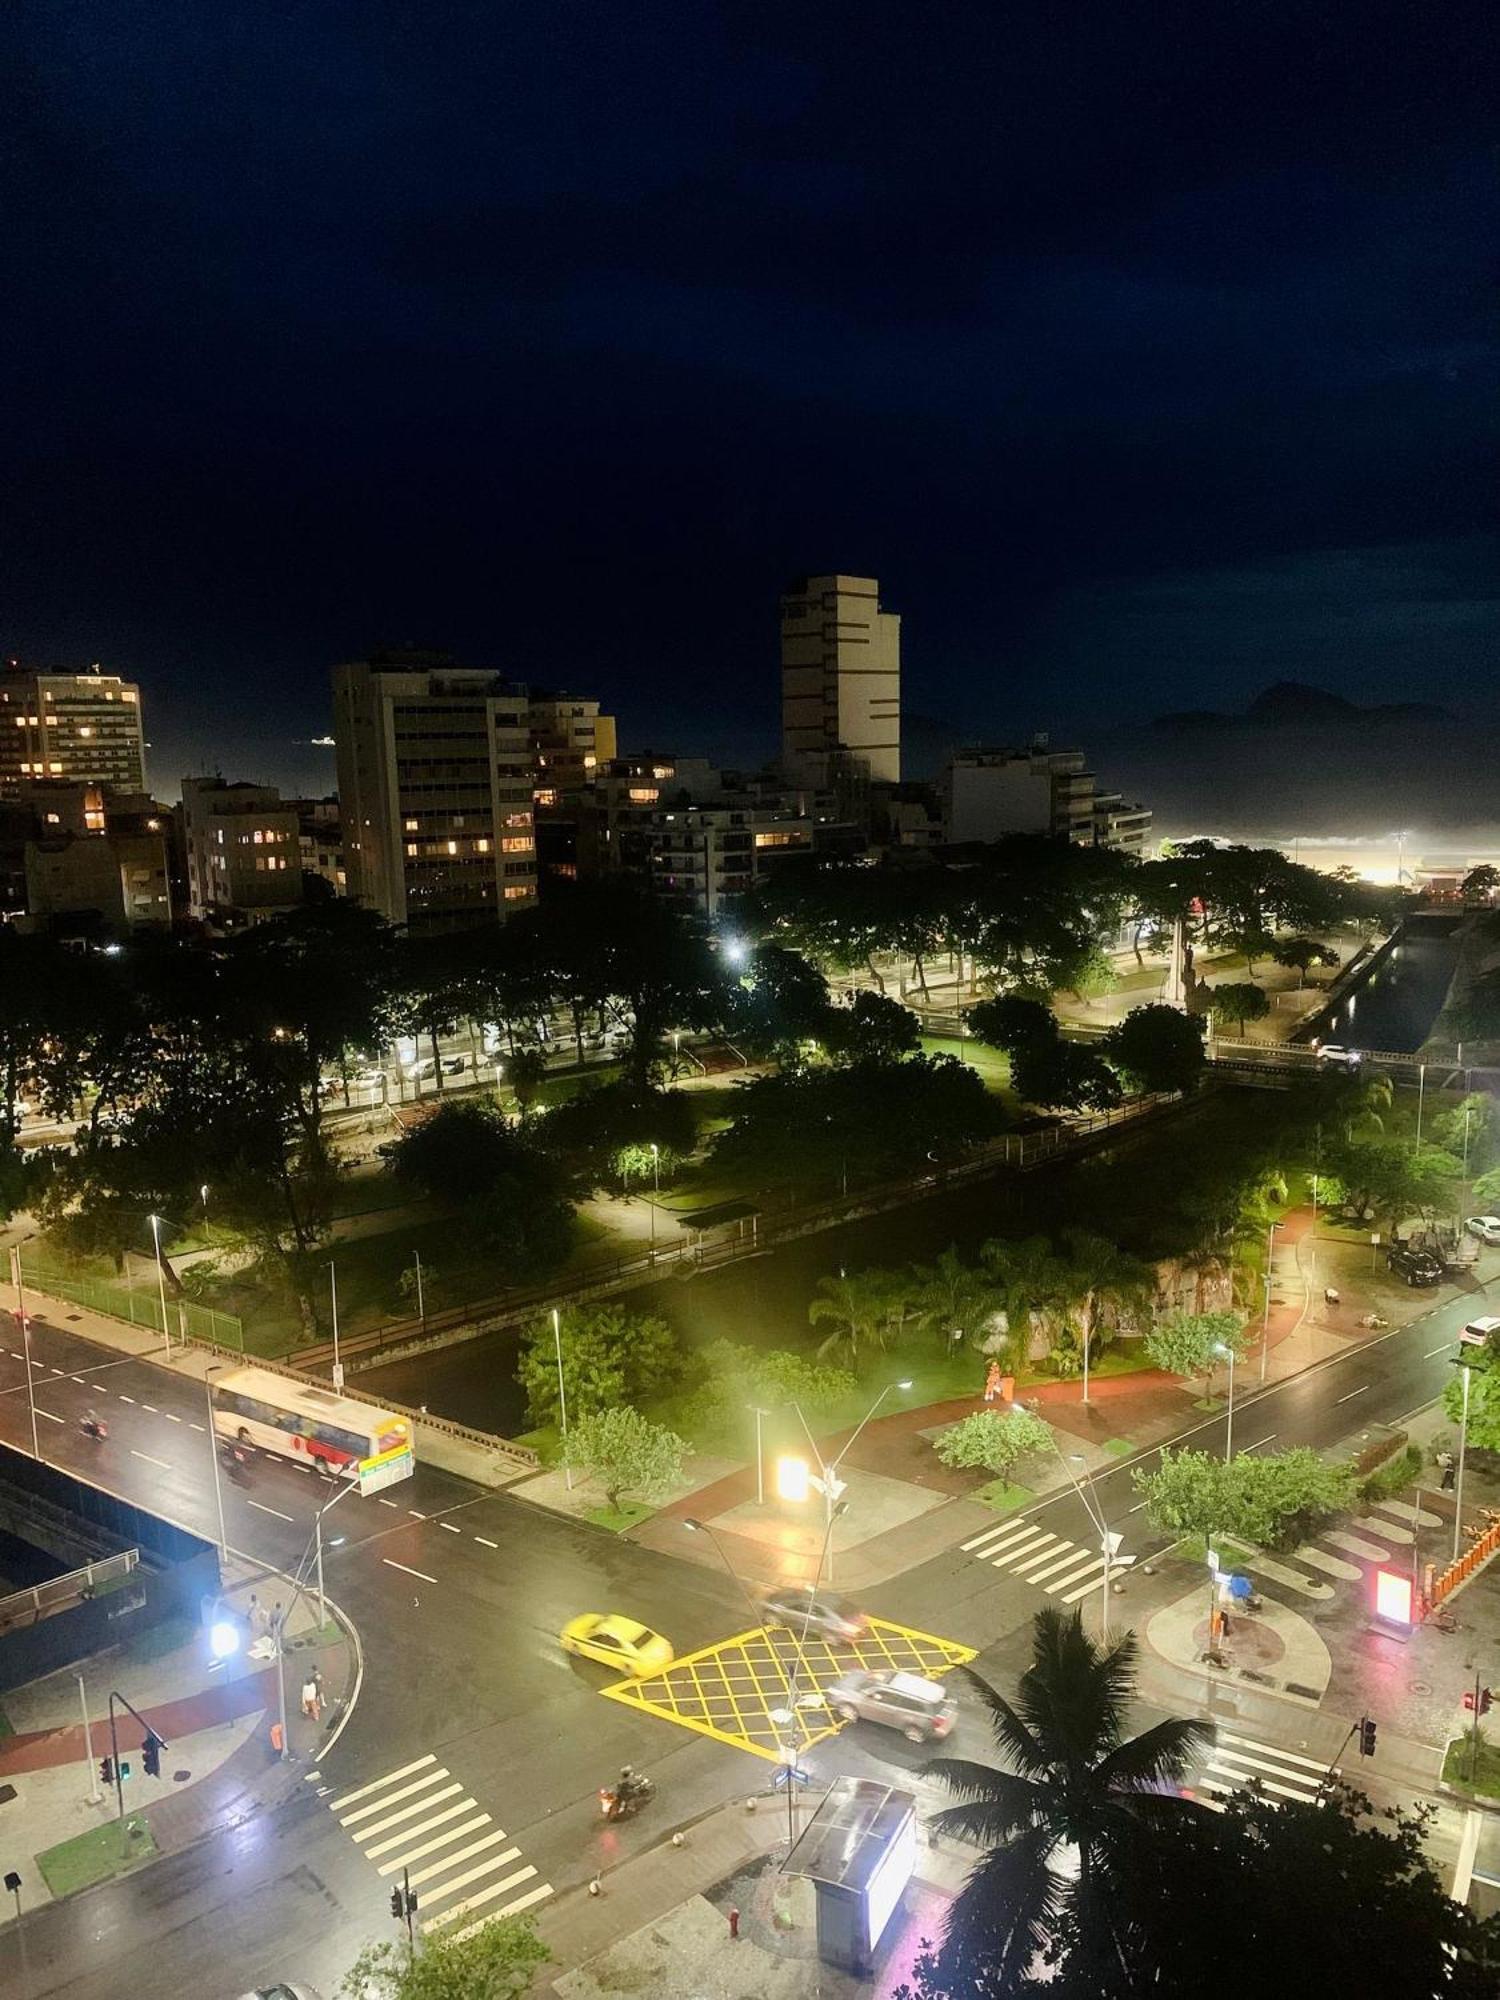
[928,1764,1044,1847]
[939,1823,1064,1995]
[1095,1714,1214,1795]
[959,1664,1051,1777]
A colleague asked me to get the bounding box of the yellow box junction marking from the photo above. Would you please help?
[598,1615,976,1763]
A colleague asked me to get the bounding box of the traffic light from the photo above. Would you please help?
[99,1757,113,1786]
[142,1732,163,1779]
[389,1888,403,1920]
[1358,1717,1378,1757]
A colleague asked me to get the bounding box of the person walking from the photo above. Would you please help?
[1439,1450,1456,1492]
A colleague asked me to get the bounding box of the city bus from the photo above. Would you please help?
[209,1365,410,1478]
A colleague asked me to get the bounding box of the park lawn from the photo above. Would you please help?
[918,1034,1020,1107]
[973,1480,1034,1512]
[38,1818,158,1898]
[583,1500,655,1534]
[1441,1735,1500,1800]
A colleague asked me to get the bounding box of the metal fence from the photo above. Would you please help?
[0,1548,139,1631]
[19,1256,245,1352]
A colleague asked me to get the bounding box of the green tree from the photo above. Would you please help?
[1052,1227,1154,1386]
[822,990,921,1063]
[1062,946,1119,1010]
[389,1099,574,1275]
[1103,1004,1206,1096]
[1272,935,1340,980]
[1145,1309,1250,1402]
[563,1406,687,1509]
[1462,864,1500,903]
[1133,1446,1357,1552]
[934,1408,1055,1481]
[967,994,1056,1058]
[503,1045,549,1118]
[807,1269,895,1367]
[519,1303,679,1428]
[979,1235,1069,1362]
[1323,1135,1459,1231]
[911,1246,998,1351]
[1208,982,1270,1038]
[340,1912,547,1999]
[1012,1036,1122,1112]
[923,1608,1210,1995]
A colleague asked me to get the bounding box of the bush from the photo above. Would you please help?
[1357,1443,1423,1506]
[520,1302,681,1428]
[934,1409,1054,1480]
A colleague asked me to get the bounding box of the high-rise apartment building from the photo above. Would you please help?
[333,651,537,932]
[528,692,617,797]
[0,664,147,798]
[943,740,1152,856]
[780,574,901,787]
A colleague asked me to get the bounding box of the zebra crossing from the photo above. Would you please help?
[960,1515,1113,1603]
[320,1753,553,1941]
[1199,1729,1332,1809]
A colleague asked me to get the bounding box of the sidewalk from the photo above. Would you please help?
[0,1557,354,1911]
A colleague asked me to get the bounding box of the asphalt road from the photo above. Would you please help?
[0,1276,1490,1996]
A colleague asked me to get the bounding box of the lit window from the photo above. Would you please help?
[629,788,658,804]
[78,725,93,738]
[652,766,672,780]
[44,811,60,825]
[503,885,529,901]
[405,842,418,858]
[583,754,596,769]
[447,839,458,855]
[475,837,491,854]
[253,830,264,844]
[49,762,62,773]
[534,789,557,808]
[505,812,531,827]
[403,818,418,832]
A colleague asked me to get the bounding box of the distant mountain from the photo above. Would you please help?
[1155,679,1449,733]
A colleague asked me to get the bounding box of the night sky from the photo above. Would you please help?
[8,2,1497,797]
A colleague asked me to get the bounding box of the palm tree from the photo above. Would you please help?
[912,1246,996,1353]
[928,1607,1211,1994]
[979,1234,1068,1363]
[1054,1227,1154,1402]
[807,1270,891,1367]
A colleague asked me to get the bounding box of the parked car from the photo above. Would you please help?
[824,1668,956,1743]
[236,1986,324,2000]
[1465,1216,1500,1246]
[1314,1043,1362,1068]
[760,1585,868,1643]
[1387,1243,1445,1286]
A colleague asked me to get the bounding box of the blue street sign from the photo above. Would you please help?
[773,1764,813,1789]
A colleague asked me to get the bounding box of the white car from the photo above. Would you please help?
[1465,1216,1500,1246]
[1313,1044,1362,1068]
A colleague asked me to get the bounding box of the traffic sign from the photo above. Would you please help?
[773,1764,813,1789]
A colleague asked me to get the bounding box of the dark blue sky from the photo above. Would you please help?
[7,1,1497,794]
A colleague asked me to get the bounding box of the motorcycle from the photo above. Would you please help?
[599,1774,655,1822]
[219,1441,252,1482]
[80,1416,109,1441]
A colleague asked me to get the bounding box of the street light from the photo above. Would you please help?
[683,1517,799,1722]
[148,1214,171,1351]
[1215,1342,1237,1462]
[205,1364,229,1559]
[552,1306,573,1491]
[792,1380,911,1584]
[751,1405,772,1507]
[1260,1220,1282,1386]
[9,1244,40,1460]
[1041,1431,1125,1641]
[648,1143,660,1259]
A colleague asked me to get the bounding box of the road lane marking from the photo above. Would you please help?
[91,1385,110,1394]
[420,1845,523,1910]
[374,1810,489,1872]
[141,1404,157,1413]
[118,1395,135,1404]
[408,1510,427,1519]
[1426,1341,1454,1358]
[1126,1500,1149,1514]
[131,1449,170,1469]
[405,1828,511,1889]
[329,1752,435,1811]
[346,1781,463,1841]
[163,1411,182,1422]
[248,1499,294,1522]
[70,1375,86,1385]
[337,1766,453,1825]
[426,1864,538,1933]
[1336,1385,1369,1405]
[447,1880,552,1942]
[189,1421,205,1431]
[439,1521,461,1533]
[473,1536,498,1548]
[1245,1434,1278,1451]
[383,1558,436,1583]
[36,1407,65,1423]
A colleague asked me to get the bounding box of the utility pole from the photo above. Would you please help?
[1454,1363,1473,1563]
[10,1248,39,1460]
[79,1674,102,1804]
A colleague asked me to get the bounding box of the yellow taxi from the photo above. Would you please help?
[560,1613,674,1676]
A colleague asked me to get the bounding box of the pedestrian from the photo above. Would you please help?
[301,1677,320,1722]
[1439,1450,1456,1492]
[271,1599,285,1639]
[248,1593,268,1640]
[983,1360,1002,1404]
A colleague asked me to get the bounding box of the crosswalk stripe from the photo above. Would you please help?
[347,1782,463,1842]
[446,1880,554,1943]
[366,1801,481,1862]
[339,1766,453,1826]
[1021,1543,1091,1584]
[424,1863,537,1932]
[962,1518,1039,1554]
[984,1529,1056,1567]
[1206,1761,1320,1805]
[330,1753,436,1811]
[404,1827,513,1891]
[417,1845,522,1910]
[1056,1561,1112,1604]
[972,1522,1050,1560]
[1215,1730,1329,1775]
[376,1813,491,1873]
[1008,1538,1071,1575]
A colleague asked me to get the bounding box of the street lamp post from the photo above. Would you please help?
[1415,1063,1427,1150]
[148,1214,170,1350]
[1260,1220,1281,1386]
[1045,1436,1123,1641]
[792,1381,910,1585]
[205,1365,229,1559]
[648,1143,660,1259]
[751,1405,771,1507]
[328,1262,343,1391]
[10,1246,40,1460]
[1454,1362,1473,1563]
[1216,1342,1237,1463]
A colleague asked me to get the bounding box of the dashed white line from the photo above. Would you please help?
[473,1536,498,1549]
[378,1498,399,1509]
[163,1411,182,1422]
[1125,1501,1149,1514]
[36,1407,65,1423]
[1426,1341,1454,1358]
[1336,1385,1369,1405]
[131,1449,170,1470]
[70,1375,86,1385]
[248,1499,294,1522]
[188,1421,206,1432]
[408,1510,427,1520]
[141,1404,158,1413]
[1245,1433,1278,1451]
[91,1385,110,1395]
[439,1522,462,1533]
[383,1559,437,1584]
[118,1394,135,1404]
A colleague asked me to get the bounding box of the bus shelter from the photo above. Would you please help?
[784,1776,918,1976]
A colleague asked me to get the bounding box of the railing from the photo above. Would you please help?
[0,1549,139,1631]
[291,1088,1187,1376]
[19,1257,245,1352]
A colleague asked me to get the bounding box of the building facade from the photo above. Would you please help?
[780,574,901,787]
[19,784,172,935]
[943,740,1151,856]
[333,651,537,931]
[179,778,303,919]
[0,665,146,798]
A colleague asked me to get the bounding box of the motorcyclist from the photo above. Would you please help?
[82,1410,106,1438]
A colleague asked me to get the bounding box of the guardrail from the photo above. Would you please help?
[0,1548,139,1631]
[291,1088,1187,1376]
[19,1258,245,1352]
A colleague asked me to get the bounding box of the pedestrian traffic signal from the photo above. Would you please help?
[1462,1687,1493,1716]
[142,1732,163,1778]
[1358,1717,1378,1757]
[99,1757,113,1786]
[389,1887,403,1919]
